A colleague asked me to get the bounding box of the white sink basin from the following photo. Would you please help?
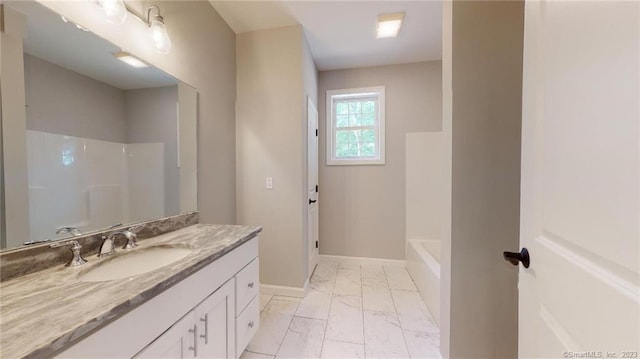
[79,246,191,282]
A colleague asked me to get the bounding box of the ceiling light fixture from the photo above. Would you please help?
[146,5,172,54]
[376,12,405,39]
[113,51,149,68]
[97,0,127,24]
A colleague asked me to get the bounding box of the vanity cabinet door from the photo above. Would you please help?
[135,311,197,359]
[194,279,236,359]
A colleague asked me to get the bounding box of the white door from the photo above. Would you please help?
[518,1,639,357]
[136,311,196,359]
[308,96,319,276]
[195,280,235,359]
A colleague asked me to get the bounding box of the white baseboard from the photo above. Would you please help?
[260,277,310,298]
[319,254,406,267]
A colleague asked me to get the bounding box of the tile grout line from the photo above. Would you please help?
[362,264,391,358]
[326,337,365,346]
[393,267,440,334]
[245,349,273,358]
[259,294,273,315]
[402,272,439,321]
[386,265,413,359]
[390,291,413,359]
[318,261,340,358]
[248,293,274,357]
[273,296,302,359]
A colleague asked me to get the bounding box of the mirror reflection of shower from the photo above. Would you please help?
[26,130,167,244]
[0,1,198,250]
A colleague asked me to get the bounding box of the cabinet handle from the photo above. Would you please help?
[248,321,255,328]
[199,314,208,344]
[188,324,198,356]
[247,282,255,288]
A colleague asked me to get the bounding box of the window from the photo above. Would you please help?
[326,86,385,165]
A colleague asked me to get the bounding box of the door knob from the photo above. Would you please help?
[309,199,317,204]
[503,248,530,268]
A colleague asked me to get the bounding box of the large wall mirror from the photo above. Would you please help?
[0,2,198,250]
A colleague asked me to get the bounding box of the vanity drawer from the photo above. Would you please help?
[235,257,259,315]
[236,295,259,356]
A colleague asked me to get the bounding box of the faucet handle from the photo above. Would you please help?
[124,230,139,249]
[50,240,87,267]
[110,229,138,250]
[128,225,143,234]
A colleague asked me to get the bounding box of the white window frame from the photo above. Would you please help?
[326,86,386,166]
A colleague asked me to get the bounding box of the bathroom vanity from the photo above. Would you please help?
[0,224,262,358]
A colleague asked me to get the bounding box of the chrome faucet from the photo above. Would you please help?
[50,239,87,266]
[56,227,82,236]
[98,235,116,257]
[117,228,139,249]
[99,228,138,257]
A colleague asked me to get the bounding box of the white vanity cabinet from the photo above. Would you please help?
[58,237,259,359]
[234,258,260,355]
[135,311,197,358]
[194,279,236,358]
[137,279,235,359]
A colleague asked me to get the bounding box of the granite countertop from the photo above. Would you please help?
[0,224,262,359]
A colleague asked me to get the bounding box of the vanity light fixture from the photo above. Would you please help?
[60,15,90,32]
[97,0,127,24]
[146,5,172,54]
[376,12,405,39]
[95,1,172,54]
[113,51,148,68]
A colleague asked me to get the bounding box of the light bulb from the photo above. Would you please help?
[150,18,171,54]
[99,0,127,24]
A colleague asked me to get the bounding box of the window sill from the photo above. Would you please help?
[326,159,385,166]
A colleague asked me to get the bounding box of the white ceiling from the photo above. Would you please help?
[210,1,442,71]
[6,1,177,90]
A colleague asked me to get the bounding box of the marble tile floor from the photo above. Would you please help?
[241,258,441,359]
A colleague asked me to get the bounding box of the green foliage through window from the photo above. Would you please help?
[335,128,377,158]
[330,91,383,163]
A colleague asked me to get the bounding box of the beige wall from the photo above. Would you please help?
[125,86,179,216]
[236,26,316,288]
[1,6,30,247]
[449,1,523,357]
[178,83,198,214]
[318,61,442,259]
[37,0,237,224]
[405,132,447,242]
[24,54,127,143]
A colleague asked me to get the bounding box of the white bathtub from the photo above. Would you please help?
[406,239,441,326]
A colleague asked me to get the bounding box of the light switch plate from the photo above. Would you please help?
[265,177,273,189]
